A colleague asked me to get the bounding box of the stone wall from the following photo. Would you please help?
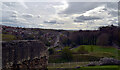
[2,40,48,70]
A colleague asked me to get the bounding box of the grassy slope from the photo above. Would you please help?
[49,45,120,63]
[72,45,118,53]
[72,45,120,59]
[48,62,89,68]
[48,65,120,70]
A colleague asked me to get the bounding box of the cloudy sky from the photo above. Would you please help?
[1,1,119,30]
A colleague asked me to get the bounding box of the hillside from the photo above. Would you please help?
[1,25,120,70]
[2,25,120,48]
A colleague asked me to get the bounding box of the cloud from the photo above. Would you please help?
[37,15,41,18]
[2,2,17,7]
[44,20,56,24]
[44,20,64,24]
[107,8,118,17]
[74,15,101,22]
[22,13,34,18]
[1,6,34,27]
[1,2,118,30]
[61,2,118,17]
[17,0,28,9]
[61,2,104,14]
[53,1,69,14]
[11,14,17,18]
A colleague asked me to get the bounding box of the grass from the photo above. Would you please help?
[49,54,101,63]
[72,45,120,59]
[48,62,89,68]
[49,45,120,63]
[48,45,120,69]
[2,34,16,41]
[72,45,118,53]
[82,65,119,68]
[48,65,120,70]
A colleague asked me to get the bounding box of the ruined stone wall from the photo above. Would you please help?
[2,40,48,69]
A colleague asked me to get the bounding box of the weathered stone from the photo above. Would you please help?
[2,40,48,70]
[99,57,120,65]
[87,57,120,66]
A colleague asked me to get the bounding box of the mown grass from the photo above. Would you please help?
[49,53,101,63]
[49,45,120,63]
[72,45,120,59]
[48,62,89,68]
[49,45,120,69]
[48,65,120,70]
[72,45,118,54]
[82,65,119,68]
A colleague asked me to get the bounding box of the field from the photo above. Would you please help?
[49,45,120,63]
[48,62,89,68]
[48,45,120,70]
[72,45,120,59]
[48,65,120,70]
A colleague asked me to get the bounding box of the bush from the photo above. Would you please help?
[78,46,88,54]
[48,48,54,55]
[90,46,94,52]
[60,47,73,61]
[73,54,100,62]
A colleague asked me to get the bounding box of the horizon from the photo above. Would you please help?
[1,24,117,31]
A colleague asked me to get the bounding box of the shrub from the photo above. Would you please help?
[60,47,73,61]
[90,46,94,52]
[48,48,54,55]
[78,46,88,54]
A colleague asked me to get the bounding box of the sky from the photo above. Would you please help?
[1,0,119,30]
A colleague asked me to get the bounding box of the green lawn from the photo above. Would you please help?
[72,45,120,59]
[49,45,120,63]
[48,65,120,70]
[82,65,119,68]
[72,45,118,53]
[48,45,120,69]
[48,62,89,68]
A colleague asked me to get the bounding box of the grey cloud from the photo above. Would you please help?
[37,15,41,18]
[2,10,19,23]
[22,14,33,18]
[2,2,27,9]
[109,10,118,16]
[106,2,118,9]
[11,14,17,18]
[2,18,16,23]
[1,10,30,26]
[44,20,56,24]
[44,20,64,24]
[1,17,32,27]
[61,2,105,14]
[1,2,118,30]
[74,15,101,22]
[57,22,64,24]
[61,2,118,17]
[2,10,17,16]
[2,2,17,7]
[106,2,118,17]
